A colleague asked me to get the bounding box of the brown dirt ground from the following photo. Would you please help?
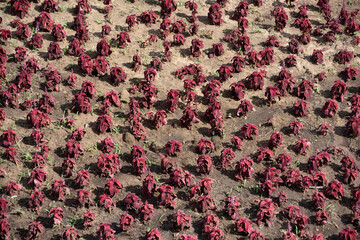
[0,0,360,239]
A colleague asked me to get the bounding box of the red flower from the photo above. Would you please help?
[315,209,329,225]
[197,155,213,174]
[209,43,224,58]
[29,33,43,49]
[325,180,344,199]
[266,35,281,47]
[0,219,10,240]
[83,210,95,228]
[168,169,193,188]
[173,210,191,230]
[62,157,76,177]
[0,47,7,65]
[288,121,303,135]
[261,180,276,197]
[159,153,177,174]
[99,137,114,153]
[104,90,121,107]
[92,56,109,76]
[26,221,44,240]
[237,18,249,33]
[75,0,91,14]
[294,138,311,155]
[267,132,283,149]
[49,207,63,225]
[62,227,80,240]
[28,188,45,213]
[0,30,11,44]
[75,169,90,187]
[235,157,254,180]
[224,196,240,219]
[229,82,246,100]
[312,191,326,209]
[218,148,234,169]
[338,227,357,240]
[345,19,359,35]
[4,147,18,163]
[97,39,112,56]
[157,184,177,208]
[190,39,204,57]
[28,168,47,188]
[97,223,115,240]
[103,178,122,198]
[150,57,162,71]
[201,213,219,234]
[232,1,249,19]
[208,3,223,25]
[231,56,246,73]
[51,179,69,201]
[210,117,224,137]
[170,20,186,34]
[110,66,126,86]
[249,230,265,240]
[97,153,121,177]
[78,54,93,75]
[341,155,357,172]
[335,50,354,64]
[180,107,200,130]
[145,228,162,240]
[119,213,134,231]
[99,194,115,212]
[6,181,22,196]
[241,123,258,140]
[346,117,360,137]
[68,38,84,56]
[284,55,297,67]
[41,0,58,12]
[274,6,288,31]
[260,48,275,65]
[139,201,154,221]
[236,99,254,117]
[164,140,182,156]
[14,46,28,63]
[341,66,358,81]
[126,14,139,31]
[123,193,142,212]
[297,80,314,99]
[256,199,278,226]
[311,49,324,64]
[80,81,96,98]
[331,80,347,101]
[295,18,312,33]
[235,217,253,235]
[33,12,54,31]
[51,24,66,41]
[173,34,186,46]
[9,0,31,18]
[178,235,198,240]
[138,10,158,27]
[76,189,94,208]
[322,100,338,117]
[96,115,113,133]
[246,70,266,90]
[195,194,216,213]
[231,136,243,150]
[160,0,177,18]
[66,139,84,159]
[292,99,309,117]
